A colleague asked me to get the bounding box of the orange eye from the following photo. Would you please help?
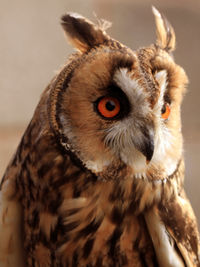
[161,103,170,120]
[97,96,121,118]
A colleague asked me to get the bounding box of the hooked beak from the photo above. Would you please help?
[142,138,154,163]
[134,127,154,163]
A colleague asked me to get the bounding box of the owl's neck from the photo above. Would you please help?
[55,127,185,211]
[2,115,184,217]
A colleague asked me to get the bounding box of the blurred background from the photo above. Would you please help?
[0,0,200,224]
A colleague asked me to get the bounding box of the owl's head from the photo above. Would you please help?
[49,7,188,181]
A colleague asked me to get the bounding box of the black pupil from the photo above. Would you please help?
[105,100,116,111]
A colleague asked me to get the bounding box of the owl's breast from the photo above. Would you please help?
[23,162,158,266]
[52,211,157,266]
[30,179,157,266]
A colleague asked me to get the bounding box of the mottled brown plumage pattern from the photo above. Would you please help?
[0,7,200,267]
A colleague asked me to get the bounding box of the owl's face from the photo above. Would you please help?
[50,9,188,181]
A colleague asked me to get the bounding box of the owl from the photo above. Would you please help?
[0,6,200,267]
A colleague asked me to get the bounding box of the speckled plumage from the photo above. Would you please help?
[0,7,200,267]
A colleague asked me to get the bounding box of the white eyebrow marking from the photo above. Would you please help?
[154,69,168,112]
[113,68,150,115]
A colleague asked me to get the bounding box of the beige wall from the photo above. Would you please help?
[0,0,200,224]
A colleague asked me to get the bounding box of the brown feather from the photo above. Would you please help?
[152,6,176,52]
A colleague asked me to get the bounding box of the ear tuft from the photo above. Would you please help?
[61,13,110,53]
[152,6,176,52]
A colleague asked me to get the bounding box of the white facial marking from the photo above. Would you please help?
[152,69,178,176]
[114,68,150,116]
[104,68,151,173]
[154,69,168,113]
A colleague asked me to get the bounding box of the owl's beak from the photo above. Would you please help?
[135,128,154,163]
[142,138,154,163]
